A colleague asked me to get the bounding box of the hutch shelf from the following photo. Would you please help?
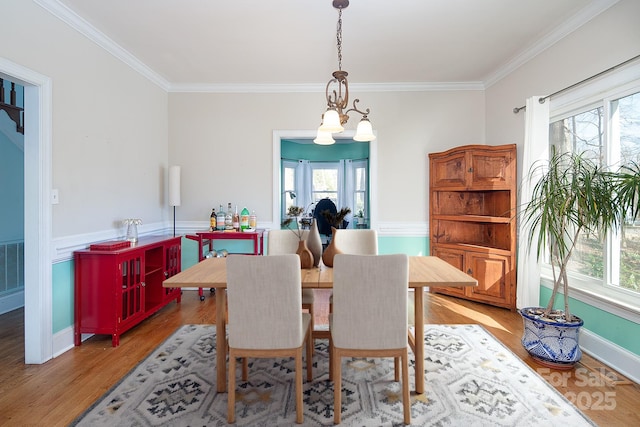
[74,235,182,347]
[429,144,517,309]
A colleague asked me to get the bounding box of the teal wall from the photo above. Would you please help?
[281,139,369,160]
[52,261,74,333]
[540,287,639,356]
[0,80,25,242]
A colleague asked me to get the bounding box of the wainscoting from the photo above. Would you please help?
[0,240,24,315]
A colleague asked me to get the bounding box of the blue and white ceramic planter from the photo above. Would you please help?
[519,307,584,369]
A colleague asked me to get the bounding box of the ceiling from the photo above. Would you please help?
[44,0,617,90]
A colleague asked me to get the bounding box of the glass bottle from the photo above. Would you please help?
[240,207,250,231]
[232,205,240,231]
[249,210,257,229]
[217,205,225,230]
[210,208,216,231]
[225,203,233,230]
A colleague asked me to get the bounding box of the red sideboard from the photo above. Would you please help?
[74,235,182,347]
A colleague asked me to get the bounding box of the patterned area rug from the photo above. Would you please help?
[71,324,596,426]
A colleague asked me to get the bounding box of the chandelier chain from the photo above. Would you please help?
[336,8,343,71]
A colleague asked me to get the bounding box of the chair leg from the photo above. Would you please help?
[228,351,236,423]
[328,335,333,382]
[303,302,315,354]
[333,347,342,424]
[306,325,313,382]
[401,349,411,425]
[394,356,400,382]
[295,348,304,424]
[242,357,248,381]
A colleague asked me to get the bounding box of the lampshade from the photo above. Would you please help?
[314,129,336,145]
[353,118,376,142]
[318,109,344,133]
[168,165,181,207]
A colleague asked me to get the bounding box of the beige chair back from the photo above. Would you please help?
[332,229,378,255]
[226,254,303,349]
[267,229,310,255]
[331,253,408,349]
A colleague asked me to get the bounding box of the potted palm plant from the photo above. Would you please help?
[520,147,636,368]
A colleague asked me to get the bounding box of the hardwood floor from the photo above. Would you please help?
[0,290,637,426]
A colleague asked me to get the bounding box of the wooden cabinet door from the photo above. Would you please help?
[468,149,514,189]
[431,246,466,298]
[118,252,145,329]
[430,151,467,188]
[465,252,512,307]
[163,239,182,301]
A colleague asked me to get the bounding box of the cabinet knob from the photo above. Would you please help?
[141,281,146,287]
[164,271,169,278]
[468,167,473,173]
[467,268,473,275]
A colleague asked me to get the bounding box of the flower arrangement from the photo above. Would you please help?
[281,205,305,240]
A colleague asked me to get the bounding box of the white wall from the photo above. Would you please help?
[485,0,640,181]
[0,0,170,238]
[169,89,485,226]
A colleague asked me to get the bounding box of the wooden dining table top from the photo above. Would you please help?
[163,255,478,289]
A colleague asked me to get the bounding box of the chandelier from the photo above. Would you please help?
[314,0,376,145]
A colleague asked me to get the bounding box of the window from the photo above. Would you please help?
[311,163,339,203]
[549,89,640,308]
[280,159,368,225]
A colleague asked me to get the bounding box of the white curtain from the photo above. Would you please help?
[516,96,550,309]
[295,160,313,214]
[339,159,354,226]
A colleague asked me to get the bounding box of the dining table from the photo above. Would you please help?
[163,255,477,394]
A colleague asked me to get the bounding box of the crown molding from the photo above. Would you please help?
[34,0,170,91]
[167,81,485,93]
[484,0,620,88]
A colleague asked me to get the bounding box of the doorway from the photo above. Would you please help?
[0,58,53,364]
[272,130,378,230]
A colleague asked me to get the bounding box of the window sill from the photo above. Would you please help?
[540,267,640,324]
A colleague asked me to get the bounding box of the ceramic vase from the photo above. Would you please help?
[297,239,314,269]
[307,218,323,267]
[321,227,342,267]
[519,307,584,369]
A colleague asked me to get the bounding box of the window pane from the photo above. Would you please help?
[550,106,604,280]
[615,92,640,293]
[283,166,296,214]
[312,168,338,204]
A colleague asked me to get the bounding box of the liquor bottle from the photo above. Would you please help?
[225,203,233,230]
[249,210,257,230]
[232,205,240,231]
[210,208,216,231]
[240,207,250,231]
[217,205,225,230]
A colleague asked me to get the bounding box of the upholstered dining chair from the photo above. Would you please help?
[315,228,378,342]
[226,254,313,424]
[267,229,316,344]
[330,253,410,425]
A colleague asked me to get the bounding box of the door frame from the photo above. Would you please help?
[0,57,53,364]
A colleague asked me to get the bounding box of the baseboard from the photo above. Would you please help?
[580,328,639,384]
[53,325,75,358]
[0,290,24,315]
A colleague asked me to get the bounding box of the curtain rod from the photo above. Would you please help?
[512,54,640,114]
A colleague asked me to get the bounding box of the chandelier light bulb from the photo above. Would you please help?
[353,117,376,142]
[319,109,344,133]
[314,128,336,145]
